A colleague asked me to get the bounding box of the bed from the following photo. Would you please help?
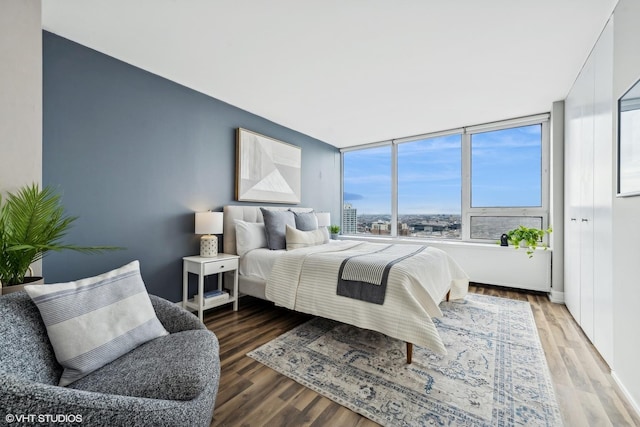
[223,205,469,362]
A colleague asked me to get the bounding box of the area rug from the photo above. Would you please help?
[247,293,563,426]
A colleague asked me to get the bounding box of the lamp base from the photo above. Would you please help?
[200,235,218,257]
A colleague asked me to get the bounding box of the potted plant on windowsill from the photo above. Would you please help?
[501,225,552,258]
[0,183,120,294]
[329,225,340,240]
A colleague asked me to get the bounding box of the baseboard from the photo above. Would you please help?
[548,290,564,304]
[611,370,640,420]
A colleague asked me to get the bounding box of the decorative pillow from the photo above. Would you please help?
[235,219,267,256]
[24,260,169,386]
[292,210,318,231]
[286,224,330,250]
[260,208,296,250]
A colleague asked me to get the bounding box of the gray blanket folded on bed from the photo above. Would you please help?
[337,245,427,304]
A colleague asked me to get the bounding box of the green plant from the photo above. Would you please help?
[0,183,120,286]
[504,225,552,258]
[329,225,340,234]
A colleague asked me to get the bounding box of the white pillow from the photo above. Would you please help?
[285,224,330,250]
[235,219,267,255]
[24,260,169,386]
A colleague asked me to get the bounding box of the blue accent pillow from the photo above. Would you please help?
[292,211,318,231]
[260,208,296,250]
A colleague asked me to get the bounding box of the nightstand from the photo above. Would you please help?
[182,253,239,321]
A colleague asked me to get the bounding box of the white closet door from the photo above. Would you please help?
[592,18,614,366]
[563,18,614,366]
[578,57,595,342]
[564,88,582,322]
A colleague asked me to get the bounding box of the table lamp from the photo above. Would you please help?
[316,212,331,228]
[195,211,223,257]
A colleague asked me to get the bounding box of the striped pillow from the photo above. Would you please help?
[285,224,329,250]
[24,260,169,386]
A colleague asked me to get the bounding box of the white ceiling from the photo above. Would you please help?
[41,0,617,148]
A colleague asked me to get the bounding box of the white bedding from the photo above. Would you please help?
[239,248,283,280]
[266,240,469,354]
[239,240,345,281]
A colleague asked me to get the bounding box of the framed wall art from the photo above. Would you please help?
[236,128,301,204]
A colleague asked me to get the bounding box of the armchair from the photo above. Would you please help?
[0,291,219,426]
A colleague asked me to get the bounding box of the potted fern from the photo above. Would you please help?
[503,225,552,258]
[329,225,340,239]
[0,183,118,294]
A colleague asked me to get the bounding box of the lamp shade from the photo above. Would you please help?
[195,211,223,235]
[316,212,331,227]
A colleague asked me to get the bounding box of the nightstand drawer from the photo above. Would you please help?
[202,258,239,275]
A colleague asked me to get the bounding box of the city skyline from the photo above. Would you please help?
[343,210,463,238]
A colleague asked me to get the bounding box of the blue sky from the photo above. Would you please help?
[343,125,541,215]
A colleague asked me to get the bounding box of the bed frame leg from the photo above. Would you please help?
[404,292,449,364]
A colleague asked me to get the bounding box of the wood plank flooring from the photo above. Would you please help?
[204,284,640,426]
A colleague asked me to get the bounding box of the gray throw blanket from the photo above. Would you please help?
[337,244,427,304]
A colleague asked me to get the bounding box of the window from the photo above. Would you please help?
[465,119,548,241]
[342,145,391,234]
[471,125,542,207]
[397,134,462,239]
[341,115,549,242]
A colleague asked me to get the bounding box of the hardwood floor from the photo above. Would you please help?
[205,285,640,426]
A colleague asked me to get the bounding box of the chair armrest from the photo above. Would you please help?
[149,294,206,333]
[0,373,214,427]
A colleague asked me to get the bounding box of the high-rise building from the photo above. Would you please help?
[371,220,391,235]
[342,203,357,234]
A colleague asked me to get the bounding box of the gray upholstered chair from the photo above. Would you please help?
[0,291,220,426]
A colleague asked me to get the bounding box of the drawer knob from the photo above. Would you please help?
[220,265,224,269]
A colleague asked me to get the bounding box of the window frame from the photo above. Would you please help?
[341,141,393,235]
[340,114,550,243]
[395,129,463,239]
[463,116,550,242]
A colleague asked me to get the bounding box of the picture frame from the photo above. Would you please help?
[618,77,640,197]
[236,128,301,204]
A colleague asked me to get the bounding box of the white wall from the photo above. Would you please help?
[0,0,42,276]
[550,100,565,302]
[0,0,42,193]
[612,0,640,413]
[429,242,551,292]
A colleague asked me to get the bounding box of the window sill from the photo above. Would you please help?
[338,234,553,252]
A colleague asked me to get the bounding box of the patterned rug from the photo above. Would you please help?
[247,293,563,426]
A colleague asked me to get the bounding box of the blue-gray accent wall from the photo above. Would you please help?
[42,31,341,301]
